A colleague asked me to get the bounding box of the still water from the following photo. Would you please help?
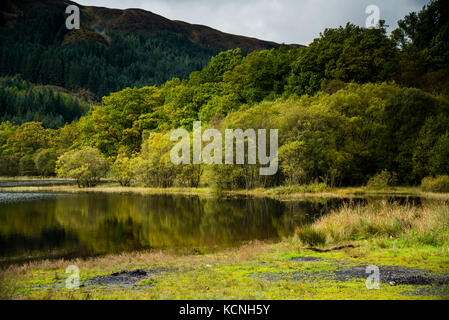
[0,192,425,265]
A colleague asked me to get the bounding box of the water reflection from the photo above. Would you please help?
[0,193,431,264]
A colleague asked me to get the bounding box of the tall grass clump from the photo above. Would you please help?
[421,176,449,193]
[270,182,330,196]
[366,170,397,190]
[0,271,16,300]
[296,201,449,247]
[296,226,326,246]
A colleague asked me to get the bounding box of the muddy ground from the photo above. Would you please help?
[85,269,171,288]
[249,256,449,297]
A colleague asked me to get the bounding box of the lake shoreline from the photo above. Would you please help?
[1,183,448,201]
[2,200,449,300]
[2,238,449,300]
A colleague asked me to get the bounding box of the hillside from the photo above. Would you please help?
[1,0,299,51]
[0,0,448,184]
[0,0,300,100]
[0,76,89,129]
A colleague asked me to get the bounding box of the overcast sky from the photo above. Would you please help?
[76,0,429,45]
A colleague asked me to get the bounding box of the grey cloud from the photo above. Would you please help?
[76,0,429,45]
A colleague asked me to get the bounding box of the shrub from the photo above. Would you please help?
[270,182,330,195]
[421,176,449,193]
[278,141,307,185]
[111,153,138,187]
[205,164,247,192]
[56,147,109,187]
[429,133,449,176]
[176,164,203,188]
[33,149,58,176]
[134,133,179,188]
[298,202,449,247]
[19,155,36,176]
[0,156,19,176]
[296,226,326,246]
[366,170,397,190]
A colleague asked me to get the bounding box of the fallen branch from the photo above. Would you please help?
[301,244,359,253]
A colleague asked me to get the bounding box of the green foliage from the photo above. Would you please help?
[429,133,449,176]
[270,183,330,195]
[111,153,138,187]
[222,46,299,103]
[56,147,109,187]
[0,9,216,98]
[78,86,164,157]
[0,122,51,158]
[2,2,449,189]
[33,149,58,177]
[176,164,203,188]
[0,76,89,128]
[0,120,71,176]
[286,23,398,96]
[421,176,449,193]
[278,141,307,185]
[0,155,19,176]
[134,133,178,188]
[296,226,326,246]
[19,154,36,176]
[393,0,449,93]
[383,88,442,183]
[393,0,449,65]
[366,170,397,190]
[190,49,244,84]
[206,164,247,192]
[412,115,449,181]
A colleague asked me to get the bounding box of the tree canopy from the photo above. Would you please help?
[1,0,449,188]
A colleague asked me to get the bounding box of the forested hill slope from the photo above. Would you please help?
[1,0,299,51]
[0,76,90,129]
[0,0,299,100]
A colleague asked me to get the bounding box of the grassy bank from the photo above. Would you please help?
[1,202,448,300]
[1,182,449,200]
[0,177,74,181]
[297,201,449,248]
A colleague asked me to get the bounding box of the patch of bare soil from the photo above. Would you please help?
[85,269,170,287]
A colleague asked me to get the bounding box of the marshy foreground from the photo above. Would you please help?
[0,185,448,300]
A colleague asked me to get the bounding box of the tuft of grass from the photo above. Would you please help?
[0,270,18,299]
[421,176,449,193]
[366,170,397,190]
[269,183,331,196]
[296,201,449,247]
[296,226,326,246]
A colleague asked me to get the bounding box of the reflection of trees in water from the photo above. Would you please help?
[0,200,61,237]
[1,195,427,260]
[0,199,81,257]
[0,194,320,256]
[0,227,80,257]
[199,198,296,246]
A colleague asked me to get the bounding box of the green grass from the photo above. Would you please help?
[0,176,73,181]
[2,183,448,201]
[1,183,448,300]
[2,234,448,300]
[422,176,449,193]
[266,183,332,195]
[296,201,449,248]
